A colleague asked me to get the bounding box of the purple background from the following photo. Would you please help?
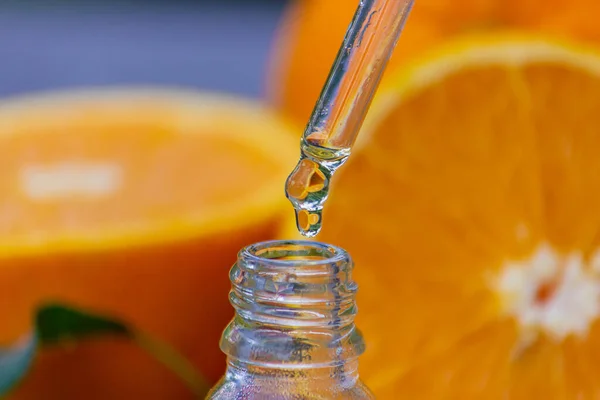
[0,0,288,98]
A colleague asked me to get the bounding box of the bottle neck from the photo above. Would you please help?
[225,358,360,386]
[219,240,365,369]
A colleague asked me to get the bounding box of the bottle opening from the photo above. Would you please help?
[232,239,357,327]
[240,240,350,270]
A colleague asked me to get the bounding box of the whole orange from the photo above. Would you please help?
[0,88,298,399]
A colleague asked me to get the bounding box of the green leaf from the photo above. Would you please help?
[0,303,210,398]
[36,304,131,343]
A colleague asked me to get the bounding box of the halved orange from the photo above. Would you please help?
[0,87,299,400]
[281,35,600,398]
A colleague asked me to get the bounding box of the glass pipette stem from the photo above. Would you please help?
[304,0,414,155]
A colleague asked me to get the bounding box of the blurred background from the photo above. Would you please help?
[0,0,286,97]
[3,0,600,399]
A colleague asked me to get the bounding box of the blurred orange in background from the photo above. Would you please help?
[267,0,600,124]
[0,88,298,399]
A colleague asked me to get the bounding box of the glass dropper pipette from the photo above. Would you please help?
[285,0,414,237]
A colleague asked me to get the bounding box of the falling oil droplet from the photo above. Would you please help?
[285,155,329,237]
[294,208,322,238]
[285,136,350,237]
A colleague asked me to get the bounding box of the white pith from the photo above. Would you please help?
[20,162,123,200]
[496,243,600,346]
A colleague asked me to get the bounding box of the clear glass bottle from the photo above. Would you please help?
[206,240,374,399]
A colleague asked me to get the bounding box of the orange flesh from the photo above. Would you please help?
[0,126,277,238]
